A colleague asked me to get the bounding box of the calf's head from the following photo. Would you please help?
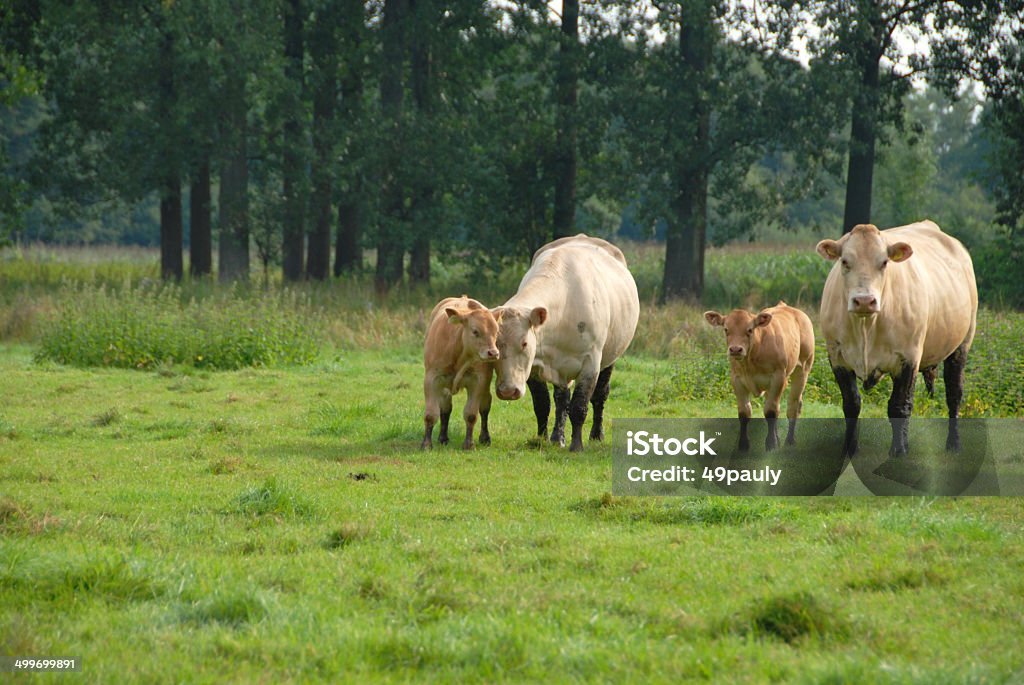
[493,306,548,401]
[446,305,503,361]
[816,224,913,316]
[704,309,772,360]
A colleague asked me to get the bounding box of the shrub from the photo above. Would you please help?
[35,283,322,370]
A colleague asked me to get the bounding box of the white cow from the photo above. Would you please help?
[493,234,640,452]
[816,221,978,456]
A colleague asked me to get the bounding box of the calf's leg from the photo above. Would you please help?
[764,370,787,451]
[479,370,494,447]
[732,378,752,452]
[785,363,811,446]
[943,344,968,452]
[438,388,454,446]
[527,378,550,438]
[422,373,440,449]
[589,365,614,442]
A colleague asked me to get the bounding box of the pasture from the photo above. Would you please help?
[2,244,1023,683]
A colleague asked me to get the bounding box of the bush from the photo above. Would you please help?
[35,283,321,370]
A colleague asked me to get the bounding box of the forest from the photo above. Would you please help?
[1,0,1024,303]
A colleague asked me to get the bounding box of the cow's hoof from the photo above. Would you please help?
[738,440,750,452]
[438,435,449,446]
[479,434,491,446]
[462,441,474,451]
[569,439,584,453]
[589,429,604,442]
[420,440,432,450]
[550,433,565,447]
[785,435,796,446]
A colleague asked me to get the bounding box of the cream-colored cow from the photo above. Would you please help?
[422,296,502,450]
[494,234,640,452]
[816,221,978,456]
[704,302,815,451]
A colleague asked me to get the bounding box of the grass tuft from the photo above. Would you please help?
[232,478,316,519]
[91,407,122,427]
[324,522,371,550]
[730,592,848,644]
[182,589,269,626]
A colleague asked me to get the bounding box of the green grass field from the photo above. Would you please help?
[2,245,1024,682]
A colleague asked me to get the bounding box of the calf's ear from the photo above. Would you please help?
[887,242,913,262]
[816,240,842,260]
[445,307,466,325]
[755,312,773,328]
[529,307,548,327]
[490,307,504,323]
[704,311,724,327]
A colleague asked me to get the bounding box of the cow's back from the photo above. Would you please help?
[517,236,639,371]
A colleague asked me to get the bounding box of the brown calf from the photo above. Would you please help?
[422,296,503,450]
[703,302,815,451]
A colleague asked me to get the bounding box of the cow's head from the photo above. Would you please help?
[704,309,772,360]
[816,224,913,316]
[446,305,503,361]
[493,306,547,401]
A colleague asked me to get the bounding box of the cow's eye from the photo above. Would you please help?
[880,259,888,269]
[841,258,849,269]
[521,340,528,350]
[723,328,729,334]
[472,329,480,337]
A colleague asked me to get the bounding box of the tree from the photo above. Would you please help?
[552,0,579,239]
[281,0,306,281]
[306,0,339,281]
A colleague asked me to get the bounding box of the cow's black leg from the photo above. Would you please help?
[568,374,597,452]
[833,364,861,457]
[527,378,550,438]
[944,344,968,452]
[921,365,937,397]
[551,385,570,447]
[478,389,493,447]
[765,409,779,452]
[589,365,614,442]
[438,409,451,445]
[888,362,917,457]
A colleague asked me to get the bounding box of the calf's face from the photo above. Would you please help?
[494,307,547,401]
[446,306,502,361]
[704,309,772,360]
[816,224,913,316]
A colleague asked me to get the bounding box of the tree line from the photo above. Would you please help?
[1,0,1023,302]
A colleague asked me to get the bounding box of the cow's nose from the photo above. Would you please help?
[728,346,744,357]
[486,348,499,360]
[851,295,879,313]
[497,385,522,401]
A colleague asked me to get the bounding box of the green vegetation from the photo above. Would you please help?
[35,283,321,370]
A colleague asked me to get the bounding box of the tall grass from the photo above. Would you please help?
[36,283,322,370]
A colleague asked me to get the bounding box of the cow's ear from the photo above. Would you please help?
[490,307,504,323]
[816,239,842,260]
[755,312,773,328]
[529,307,548,327]
[888,242,913,262]
[704,311,724,327]
[446,307,466,325]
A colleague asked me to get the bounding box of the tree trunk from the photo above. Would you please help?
[552,0,579,240]
[307,5,337,281]
[842,50,882,233]
[334,0,365,276]
[160,175,184,281]
[407,0,431,284]
[335,200,362,275]
[281,0,306,281]
[662,0,714,303]
[190,158,212,277]
[663,169,708,302]
[218,85,249,282]
[376,0,408,294]
[157,25,183,281]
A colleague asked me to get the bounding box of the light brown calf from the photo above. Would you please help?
[422,296,503,450]
[704,302,815,451]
